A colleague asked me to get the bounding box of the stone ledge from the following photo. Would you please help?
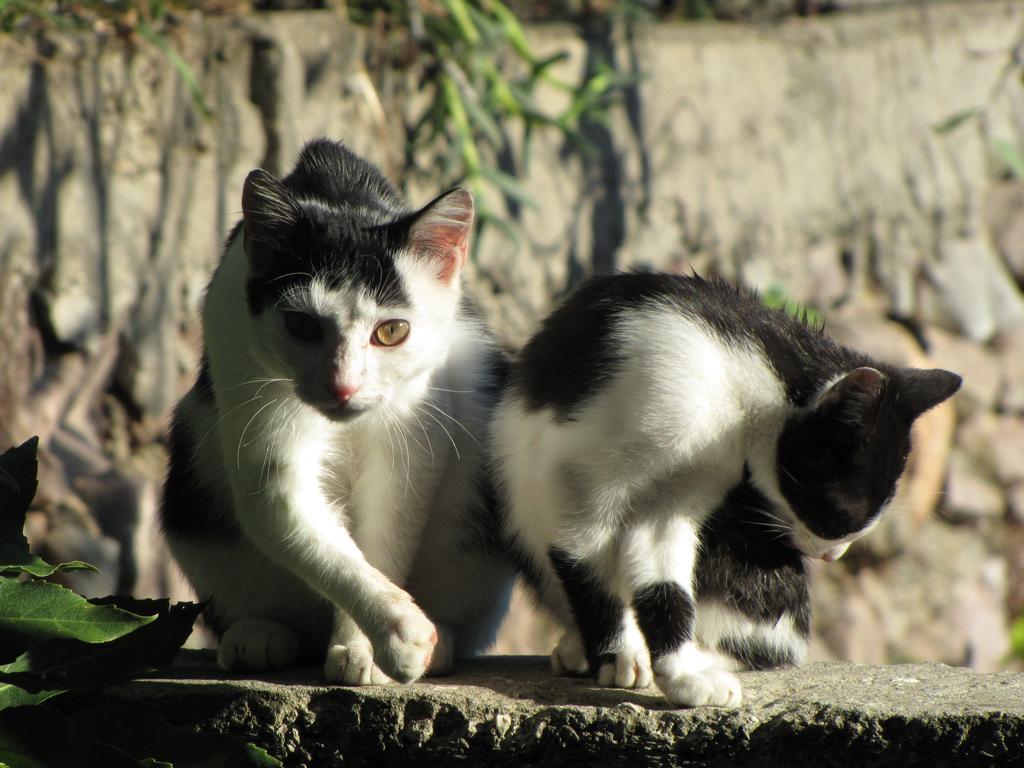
[61,655,1024,767]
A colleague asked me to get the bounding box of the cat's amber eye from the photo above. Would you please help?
[284,311,323,342]
[372,319,410,347]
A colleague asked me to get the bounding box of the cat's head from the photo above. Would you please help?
[239,160,473,422]
[774,365,961,560]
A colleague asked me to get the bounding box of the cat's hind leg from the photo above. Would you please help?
[623,517,742,708]
[551,628,590,676]
[595,609,652,690]
[547,547,652,690]
[219,618,301,672]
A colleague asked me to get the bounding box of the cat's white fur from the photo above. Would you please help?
[494,305,859,707]
[167,230,511,684]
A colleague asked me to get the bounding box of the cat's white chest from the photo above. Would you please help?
[319,421,408,531]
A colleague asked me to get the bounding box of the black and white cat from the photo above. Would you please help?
[492,272,961,707]
[161,139,513,684]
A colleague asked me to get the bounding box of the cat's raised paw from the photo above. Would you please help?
[324,642,391,685]
[551,631,590,676]
[370,592,437,684]
[659,669,743,708]
[218,618,300,672]
[597,646,653,689]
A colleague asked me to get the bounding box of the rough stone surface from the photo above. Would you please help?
[63,656,1024,767]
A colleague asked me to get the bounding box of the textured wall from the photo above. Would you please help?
[1,1,1023,670]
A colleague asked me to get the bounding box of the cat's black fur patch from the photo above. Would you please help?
[717,634,801,670]
[160,409,240,540]
[632,582,695,661]
[513,272,869,420]
[695,479,810,636]
[776,414,905,541]
[195,354,214,402]
[778,365,961,540]
[548,547,625,667]
[243,139,411,315]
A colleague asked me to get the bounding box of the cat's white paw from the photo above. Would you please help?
[597,645,653,689]
[218,618,300,672]
[658,669,743,708]
[551,631,590,676]
[324,642,391,686]
[426,626,455,677]
[369,591,437,684]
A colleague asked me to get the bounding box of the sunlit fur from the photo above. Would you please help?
[492,273,961,708]
[162,141,513,684]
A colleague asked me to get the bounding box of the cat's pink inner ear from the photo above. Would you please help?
[841,366,884,397]
[408,187,474,284]
[819,366,886,423]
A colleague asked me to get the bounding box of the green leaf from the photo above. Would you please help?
[0,467,18,497]
[0,438,38,543]
[441,0,480,46]
[993,138,1024,178]
[0,682,63,712]
[490,0,534,64]
[137,21,212,121]
[0,555,97,579]
[933,107,979,134]
[0,706,144,768]
[0,579,154,661]
[70,707,284,768]
[479,165,537,208]
[1010,616,1024,660]
[0,436,96,578]
[0,600,201,693]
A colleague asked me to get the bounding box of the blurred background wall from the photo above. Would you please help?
[2,0,1023,671]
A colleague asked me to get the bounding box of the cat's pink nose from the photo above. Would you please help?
[334,383,361,404]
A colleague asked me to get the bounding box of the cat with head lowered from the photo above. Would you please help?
[161,139,513,684]
[492,272,961,707]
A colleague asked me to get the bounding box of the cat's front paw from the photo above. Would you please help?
[369,591,437,684]
[218,618,300,672]
[324,642,391,686]
[426,626,455,677]
[551,631,590,676]
[597,645,653,690]
[658,669,743,708]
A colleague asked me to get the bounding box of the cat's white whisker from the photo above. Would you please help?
[420,400,479,446]
[409,410,435,463]
[189,392,266,462]
[236,398,279,468]
[416,405,461,461]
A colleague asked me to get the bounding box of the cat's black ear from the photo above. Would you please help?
[242,169,300,269]
[896,368,962,421]
[406,187,474,284]
[818,367,886,426]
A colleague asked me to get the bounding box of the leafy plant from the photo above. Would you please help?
[932,24,1024,179]
[0,437,280,767]
[0,1,213,117]
[349,0,627,249]
[1011,616,1024,662]
[761,284,823,328]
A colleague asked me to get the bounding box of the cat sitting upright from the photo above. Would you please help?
[161,139,513,684]
[491,272,961,707]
